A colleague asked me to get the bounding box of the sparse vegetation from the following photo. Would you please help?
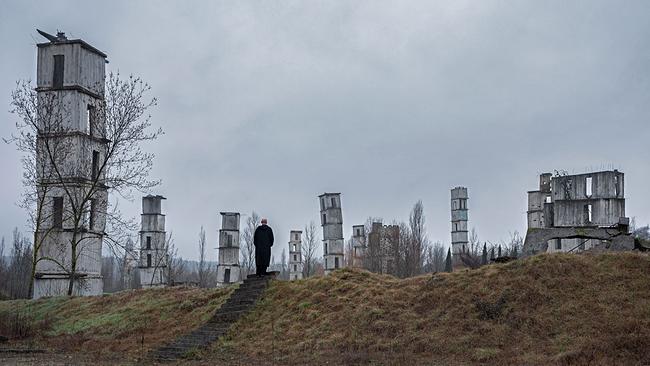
[0,286,233,360]
[1,253,649,365]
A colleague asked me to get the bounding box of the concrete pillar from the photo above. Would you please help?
[288,230,303,280]
[319,193,344,275]
[217,212,241,286]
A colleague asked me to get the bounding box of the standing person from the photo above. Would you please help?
[254,218,274,277]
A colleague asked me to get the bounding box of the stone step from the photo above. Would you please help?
[208,310,248,323]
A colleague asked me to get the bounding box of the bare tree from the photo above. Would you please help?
[9,74,161,296]
[240,211,260,277]
[406,200,428,276]
[423,241,446,273]
[197,226,207,287]
[302,221,319,277]
[165,233,185,285]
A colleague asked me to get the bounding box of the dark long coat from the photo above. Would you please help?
[254,224,274,267]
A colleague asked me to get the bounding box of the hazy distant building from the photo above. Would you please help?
[523,170,634,255]
[367,222,399,275]
[217,212,242,285]
[32,31,108,298]
[139,195,167,288]
[351,225,366,268]
[288,230,303,280]
[319,193,344,275]
[450,187,469,262]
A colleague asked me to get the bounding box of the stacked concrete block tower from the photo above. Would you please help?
[351,225,366,268]
[217,212,241,285]
[319,193,344,275]
[288,230,303,280]
[32,30,108,298]
[139,195,167,288]
[450,187,469,264]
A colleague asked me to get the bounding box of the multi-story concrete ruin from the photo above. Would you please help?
[32,31,108,298]
[351,225,366,268]
[139,195,167,288]
[288,230,303,280]
[450,187,469,262]
[319,193,344,275]
[523,170,634,255]
[367,222,399,275]
[217,212,242,285]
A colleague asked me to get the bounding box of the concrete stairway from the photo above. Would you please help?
[152,273,276,361]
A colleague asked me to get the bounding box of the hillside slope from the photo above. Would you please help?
[1,253,649,365]
[221,253,650,365]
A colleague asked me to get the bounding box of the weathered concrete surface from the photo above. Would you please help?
[522,227,634,257]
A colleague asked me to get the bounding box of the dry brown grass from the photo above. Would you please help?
[217,252,650,365]
[0,285,233,360]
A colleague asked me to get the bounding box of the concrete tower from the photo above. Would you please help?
[288,230,303,280]
[319,193,344,275]
[139,195,167,288]
[32,30,108,298]
[217,212,241,286]
[451,187,469,262]
[351,225,366,268]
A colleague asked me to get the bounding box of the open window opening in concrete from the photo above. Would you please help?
[454,222,459,231]
[335,257,339,269]
[322,213,326,224]
[321,198,325,209]
[87,105,95,135]
[293,265,297,271]
[224,268,231,283]
[555,238,561,250]
[331,197,337,207]
[452,200,458,210]
[545,195,551,203]
[584,204,593,223]
[146,236,151,250]
[586,177,593,197]
[53,55,64,88]
[92,151,99,179]
[292,244,296,251]
[147,254,152,267]
[324,242,328,255]
[614,175,620,196]
[293,254,297,261]
[53,197,63,229]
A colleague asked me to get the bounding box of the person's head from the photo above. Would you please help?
[261,218,268,225]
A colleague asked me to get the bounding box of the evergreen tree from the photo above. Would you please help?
[444,248,452,272]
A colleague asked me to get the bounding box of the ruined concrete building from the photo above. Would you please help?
[33,31,108,298]
[523,170,634,255]
[367,222,399,275]
[319,193,344,274]
[217,212,241,285]
[450,187,469,263]
[351,225,366,268]
[288,230,303,280]
[139,195,167,288]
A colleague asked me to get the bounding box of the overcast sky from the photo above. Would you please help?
[1,1,649,261]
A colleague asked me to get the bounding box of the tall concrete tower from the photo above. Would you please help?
[351,225,366,268]
[319,193,344,275]
[139,195,167,288]
[450,187,469,261]
[288,230,303,280]
[32,30,108,298]
[217,212,241,286]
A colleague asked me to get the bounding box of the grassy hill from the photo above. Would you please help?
[2,253,650,365]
